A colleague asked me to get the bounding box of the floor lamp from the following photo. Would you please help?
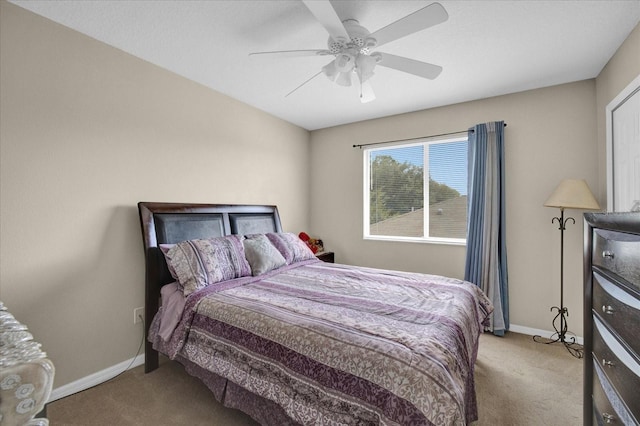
[533,179,600,358]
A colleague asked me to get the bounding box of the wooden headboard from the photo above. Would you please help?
[137,202,283,372]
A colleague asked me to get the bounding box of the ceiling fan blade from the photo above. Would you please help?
[369,2,448,48]
[302,0,350,42]
[360,80,376,103]
[285,71,323,98]
[378,53,442,80]
[249,49,331,58]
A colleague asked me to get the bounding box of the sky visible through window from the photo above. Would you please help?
[373,140,467,195]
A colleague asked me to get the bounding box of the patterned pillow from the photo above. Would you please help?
[265,232,316,265]
[164,235,251,296]
[159,244,178,279]
[243,234,286,276]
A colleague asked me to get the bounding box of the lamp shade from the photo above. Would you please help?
[544,179,600,210]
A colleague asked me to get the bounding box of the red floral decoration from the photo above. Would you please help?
[298,232,323,254]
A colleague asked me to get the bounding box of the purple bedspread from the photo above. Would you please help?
[150,261,493,425]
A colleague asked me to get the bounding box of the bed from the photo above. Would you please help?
[138,202,493,425]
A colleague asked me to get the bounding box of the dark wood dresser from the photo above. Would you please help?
[583,213,640,425]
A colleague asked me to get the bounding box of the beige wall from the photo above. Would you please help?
[0,1,310,388]
[310,81,599,337]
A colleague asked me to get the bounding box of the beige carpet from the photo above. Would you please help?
[47,332,583,425]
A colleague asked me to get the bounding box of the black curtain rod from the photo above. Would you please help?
[352,123,507,149]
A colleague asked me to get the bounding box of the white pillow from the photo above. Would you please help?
[243,234,286,276]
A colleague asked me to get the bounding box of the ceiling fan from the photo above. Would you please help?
[250,1,448,103]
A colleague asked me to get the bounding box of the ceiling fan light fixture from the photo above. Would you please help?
[322,61,352,86]
[322,60,338,81]
[335,53,355,72]
[336,71,352,87]
[355,54,377,83]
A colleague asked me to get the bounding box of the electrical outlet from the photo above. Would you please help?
[134,307,144,324]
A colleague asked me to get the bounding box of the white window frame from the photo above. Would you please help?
[363,135,467,246]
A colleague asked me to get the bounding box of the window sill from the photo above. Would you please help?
[363,235,466,247]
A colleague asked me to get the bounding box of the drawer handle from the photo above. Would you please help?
[602,305,614,315]
[602,358,615,368]
[602,250,615,259]
[602,412,616,423]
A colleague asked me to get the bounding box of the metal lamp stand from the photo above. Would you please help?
[533,208,583,358]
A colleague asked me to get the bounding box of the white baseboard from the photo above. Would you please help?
[509,323,584,345]
[49,353,145,402]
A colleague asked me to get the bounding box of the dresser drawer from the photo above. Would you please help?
[593,316,640,419]
[593,271,640,357]
[593,228,640,290]
[592,362,638,425]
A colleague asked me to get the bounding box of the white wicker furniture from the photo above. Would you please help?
[0,301,54,426]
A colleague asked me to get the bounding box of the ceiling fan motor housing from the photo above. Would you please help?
[327,19,377,55]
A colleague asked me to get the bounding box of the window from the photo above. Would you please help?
[363,136,468,244]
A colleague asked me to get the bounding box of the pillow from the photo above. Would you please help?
[159,244,178,280]
[265,232,316,265]
[243,234,286,276]
[164,235,251,296]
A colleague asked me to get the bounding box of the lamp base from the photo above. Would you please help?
[533,306,583,358]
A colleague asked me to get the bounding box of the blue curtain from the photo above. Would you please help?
[465,121,509,336]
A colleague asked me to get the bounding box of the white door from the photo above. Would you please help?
[607,75,640,212]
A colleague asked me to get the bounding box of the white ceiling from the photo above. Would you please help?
[10,0,640,130]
